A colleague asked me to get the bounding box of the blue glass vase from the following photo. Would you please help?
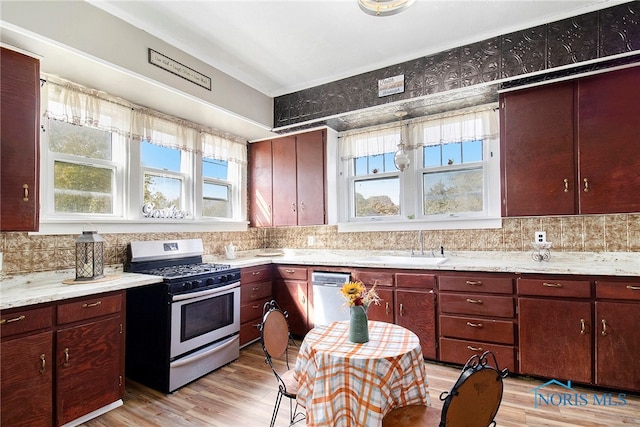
[349,305,369,343]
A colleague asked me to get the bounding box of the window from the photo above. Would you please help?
[202,157,231,218]
[40,75,247,231]
[48,120,121,214]
[339,106,500,229]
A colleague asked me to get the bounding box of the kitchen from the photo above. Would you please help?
[1,1,639,426]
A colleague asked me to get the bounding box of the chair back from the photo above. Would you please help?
[261,300,292,365]
[439,351,508,427]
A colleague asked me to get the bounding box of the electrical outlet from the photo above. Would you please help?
[307,236,315,246]
[535,231,546,243]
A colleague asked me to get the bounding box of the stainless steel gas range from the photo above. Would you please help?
[126,238,240,393]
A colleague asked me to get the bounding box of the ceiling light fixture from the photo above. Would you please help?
[358,0,416,17]
[394,111,410,172]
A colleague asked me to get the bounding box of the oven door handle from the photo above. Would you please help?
[172,282,240,302]
[170,335,239,368]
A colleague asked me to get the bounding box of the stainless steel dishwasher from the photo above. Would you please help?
[312,271,351,326]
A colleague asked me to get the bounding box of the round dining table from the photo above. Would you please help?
[294,320,431,427]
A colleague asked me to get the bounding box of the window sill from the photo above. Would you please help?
[337,217,502,232]
[32,218,249,235]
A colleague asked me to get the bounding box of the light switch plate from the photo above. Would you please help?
[535,231,546,243]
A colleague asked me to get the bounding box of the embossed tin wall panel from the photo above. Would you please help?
[273,2,640,131]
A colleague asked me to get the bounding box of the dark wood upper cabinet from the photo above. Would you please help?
[577,67,640,214]
[1,47,40,231]
[249,129,326,227]
[500,66,640,217]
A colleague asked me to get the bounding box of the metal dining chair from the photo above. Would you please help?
[382,351,509,427]
[260,300,306,427]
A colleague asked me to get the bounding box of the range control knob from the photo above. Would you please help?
[192,279,203,289]
[206,277,215,287]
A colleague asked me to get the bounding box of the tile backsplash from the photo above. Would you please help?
[1,214,638,275]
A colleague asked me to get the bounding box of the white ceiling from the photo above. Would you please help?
[89,0,621,98]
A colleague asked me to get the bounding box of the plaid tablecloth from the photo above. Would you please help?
[294,320,430,427]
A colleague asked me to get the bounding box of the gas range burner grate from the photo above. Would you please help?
[142,263,232,279]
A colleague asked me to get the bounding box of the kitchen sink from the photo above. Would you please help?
[355,255,448,266]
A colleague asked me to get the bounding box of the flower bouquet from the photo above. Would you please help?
[340,281,380,343]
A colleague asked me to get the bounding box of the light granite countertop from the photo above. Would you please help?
[213,249,640,277]
[0,266,163,310]
[2,250,637,310]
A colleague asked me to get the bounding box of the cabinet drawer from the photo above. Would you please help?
[439,315,514,345]
[438,275,513,294]
[240,320,262,346]
[241,264,272,284]
[240,297,273,323]
[439,337,515,373]
[596,280,640,301]
[439,293,514,318]
[517,278,591,298]
[241,280,272,304]
[57,293,123,325]
[352,269,394,287]
[395,273,435,289]
[0,306,52,338]
[274,265,308,281]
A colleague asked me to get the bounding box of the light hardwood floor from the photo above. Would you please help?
[83,341,639,427]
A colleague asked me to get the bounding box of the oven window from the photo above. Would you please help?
[180,292,234,342]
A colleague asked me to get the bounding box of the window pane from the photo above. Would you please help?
[368,154,384,174]
[203,182,230,217]
[203,157,228,179]
[54,161,113,213]
[354,177,400,217]
[49,120,112,160]
[442,142,462,165]
[354,157,368,176]
[141,140,181,171]
[423,168,483,215]
[423,145,441,167]
[143,173,182,209]
[463,140,483,162]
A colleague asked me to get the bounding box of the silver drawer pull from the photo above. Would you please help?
[466,280,482,286]
[626,285,640,291]
[0,315,26,325]
[543,282,563,288]
[467,345,483,352]
[251,271,262,276]
[466,321,483,328]
[82,301,102,308]
[466,298,483,304]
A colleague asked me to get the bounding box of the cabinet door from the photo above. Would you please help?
[273,280,309,337]
[0,47,40,231]
[249,140,273,226]
[272,136,298,226]
[595,301,640,391]
[500,81,575,216]
[367,287,394,324]
[1,331,53,427]
[518,298,592,383]
[56,316,122,426]
[395,289,436,359]
[577,67,640,214]
[295,130,325,225]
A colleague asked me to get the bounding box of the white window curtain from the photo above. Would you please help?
[43,74,247,163]
[410,106,499,147]
[339,125,402,160]
[42,76,132,134]
[201,132,247,165]
[339,104,498,159]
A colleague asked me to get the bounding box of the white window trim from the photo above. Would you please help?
[336,104,502,232]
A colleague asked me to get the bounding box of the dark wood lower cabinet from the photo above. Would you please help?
[56,316,122,425]
[595,301,640,391]
[1,330,53,427]
[518,298,592,383]
[395,288,436,359]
